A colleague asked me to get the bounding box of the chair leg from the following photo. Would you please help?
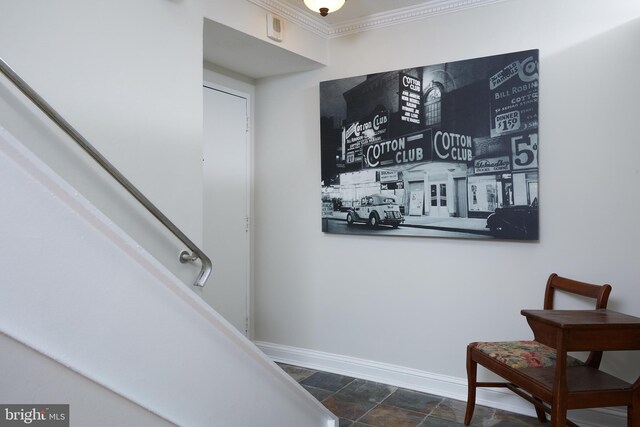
[630,380,640,427]
[533,397,548,423]
[465,346,477,426]
[629,392,640,427]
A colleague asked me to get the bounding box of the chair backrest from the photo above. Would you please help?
[543,273,611,310]
[542,273,612,368]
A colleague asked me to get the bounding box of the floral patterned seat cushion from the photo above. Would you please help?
[471,340,584,369]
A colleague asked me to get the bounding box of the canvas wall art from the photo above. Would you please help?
[320,49,539,240]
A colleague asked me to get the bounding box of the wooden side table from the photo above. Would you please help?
[521,309,640,426]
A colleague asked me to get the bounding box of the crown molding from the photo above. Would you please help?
[329,0,510,37]
[246,0,511,39]
[246,0,330,38]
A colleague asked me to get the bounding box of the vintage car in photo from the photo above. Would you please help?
[346,194,404,228]
[486,199,539,239]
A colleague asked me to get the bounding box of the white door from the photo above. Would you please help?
[429,182,449,217]
[202,85,250,336]
[409,190,424,216]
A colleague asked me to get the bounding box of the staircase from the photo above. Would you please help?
[0,62,337,427]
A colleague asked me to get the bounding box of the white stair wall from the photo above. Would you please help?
[0,332,175,427]
[0,126,337,427]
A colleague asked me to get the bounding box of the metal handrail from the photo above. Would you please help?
[0,57,211,287]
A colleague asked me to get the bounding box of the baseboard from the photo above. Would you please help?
[255,341,627,427]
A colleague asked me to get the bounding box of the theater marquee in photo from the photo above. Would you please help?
[320,50,539,240]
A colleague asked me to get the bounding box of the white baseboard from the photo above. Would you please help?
[255,341,627,427]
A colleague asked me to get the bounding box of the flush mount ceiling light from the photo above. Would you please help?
[303,0,346,17]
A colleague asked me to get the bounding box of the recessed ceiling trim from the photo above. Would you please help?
[328,0,510,37]
[247,0,511,38]
[246,0,330,37]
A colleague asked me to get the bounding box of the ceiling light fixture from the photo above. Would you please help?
[303,0,345,17]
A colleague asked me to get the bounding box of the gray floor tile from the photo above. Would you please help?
[282,365,541,427]
[430,398,494,426]
[357,404,428,427]
[277,362,317,382]
[418,416,463,426]
[303,385,334,402]
[322,393,378,421]
[301,371,355,392]
[338,379,397,404]
[383,388,443,414]
[491,409,541,426]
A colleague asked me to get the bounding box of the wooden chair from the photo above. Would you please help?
[464,273,612,426]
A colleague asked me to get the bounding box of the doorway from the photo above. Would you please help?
[429,182,449,217]
[408,182,424,216]
[202,84,250,337]
[455,178,468,217]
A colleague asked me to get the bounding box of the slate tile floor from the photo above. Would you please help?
[278,363,542,427]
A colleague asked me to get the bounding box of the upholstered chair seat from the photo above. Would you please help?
[469,340,583,369]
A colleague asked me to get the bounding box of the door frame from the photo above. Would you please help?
[408,181,424,216]
[429,181,449,217]
[203,81,252,338]
[454,178,468,217]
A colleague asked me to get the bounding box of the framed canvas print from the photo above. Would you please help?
[320,49,539,240]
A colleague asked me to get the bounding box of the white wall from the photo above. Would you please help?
[0,0,326,287]
[0,127,336,426]
[253,0,640,392]
[200,1,328,67]
[0,0,206,235]
[0,0,207,285]
[0,333,175,427]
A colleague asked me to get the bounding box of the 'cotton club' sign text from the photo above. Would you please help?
[433,131,473,162]
[364,132,428,168]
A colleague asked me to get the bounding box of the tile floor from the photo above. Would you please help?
[277,363,542,427]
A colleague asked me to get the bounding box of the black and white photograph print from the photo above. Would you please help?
[320,49,539,241]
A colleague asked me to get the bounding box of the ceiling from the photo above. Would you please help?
[204,0,506,79]
[279,0,435,25]
[203,20,324,79]
[249,0,507,37]
[203,1,432,79]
